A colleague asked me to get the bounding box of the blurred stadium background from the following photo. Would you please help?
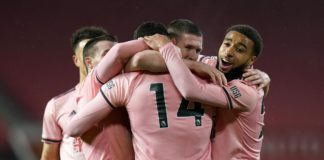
[0,0,323,159]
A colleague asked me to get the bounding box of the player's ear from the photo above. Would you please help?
[248,55,257,66]
[84,56,93,69]
[171,37,177,44]
[72,55,80,67]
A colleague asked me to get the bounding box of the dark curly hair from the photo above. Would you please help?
[167,19,203,40]
[70,26,108,54]
[133,21,169,39]
[83,35,118,58]
[226,24,263,57]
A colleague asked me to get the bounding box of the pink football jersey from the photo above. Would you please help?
[76,68,134,160]
[42,85,86,160]
[71,39,149,160]
[67,72,215,160]
[212,80,265,159]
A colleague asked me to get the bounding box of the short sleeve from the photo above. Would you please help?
[100,73,137,108]
[41,99,62,143]
[222,80,260,111]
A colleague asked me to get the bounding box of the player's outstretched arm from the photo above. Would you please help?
[183,59,227,85]
[95,38,148,83]
[66,93,113,137]
[124,50,167,72]
[125,40,226,84]
[158,42,229,107]
[124,50,214,74]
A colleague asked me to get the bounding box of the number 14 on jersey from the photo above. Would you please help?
[150,83,205,128]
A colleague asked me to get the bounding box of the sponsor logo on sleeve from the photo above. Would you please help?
[230,86,241,98]
[105,80,115,89]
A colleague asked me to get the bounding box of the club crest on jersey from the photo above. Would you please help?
[230,86,241,98]
[105,80,115,89]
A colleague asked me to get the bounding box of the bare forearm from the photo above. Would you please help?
[124,50,167,72]
[125,51,203,73]
[41,143,60,160]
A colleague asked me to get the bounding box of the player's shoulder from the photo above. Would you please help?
[228,79,264,107]
[102,72,141,89]
[112,72,142,82]
[46,87,76,108]
[52,87,76,100]
[43,87,75,116]
[229,79,262,94]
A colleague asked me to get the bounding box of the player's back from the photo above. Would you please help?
[77,70,134,160]
[126,72,214,160]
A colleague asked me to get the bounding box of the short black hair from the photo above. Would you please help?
[133,21,169,39]
[83,34,118,58]
[70,26,108,54]
[226,24,263,57]
[167,19,203,40]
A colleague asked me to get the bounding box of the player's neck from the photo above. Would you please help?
[79,71,86,83]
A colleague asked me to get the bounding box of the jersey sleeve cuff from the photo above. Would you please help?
[100,88,116,109]
[41,138,62,143]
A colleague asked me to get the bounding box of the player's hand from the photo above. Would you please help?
[143,34,171,50]
[243,69,270,90]
[187,60,227,86]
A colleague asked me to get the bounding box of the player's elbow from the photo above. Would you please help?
[129,54,144,71]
